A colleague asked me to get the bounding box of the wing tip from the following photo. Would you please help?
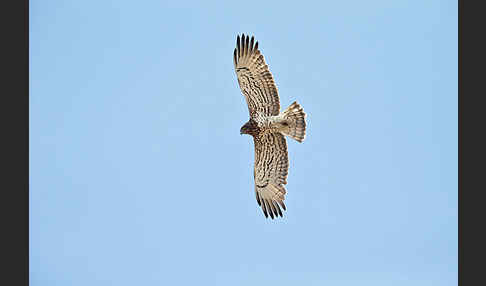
[235,33,258,61]
[259,198,286,219]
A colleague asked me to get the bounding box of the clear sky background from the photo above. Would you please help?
[30,0,457,285]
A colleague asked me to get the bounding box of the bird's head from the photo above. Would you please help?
[240,121,255,135]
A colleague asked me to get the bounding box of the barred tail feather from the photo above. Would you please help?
[281,101,307,143]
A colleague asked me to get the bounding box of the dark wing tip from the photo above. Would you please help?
[275,202,283,217]
[236,34,257,59]
[261,201,268,218]
[260,199,286,219]
[265,200,275,219]
[236,35,241,57]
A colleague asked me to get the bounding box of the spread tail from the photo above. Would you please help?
[281,101,306,143]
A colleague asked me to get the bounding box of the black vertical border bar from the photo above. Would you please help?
[459,0,486,285]
[1,0,29,285]
[24,0,29,283]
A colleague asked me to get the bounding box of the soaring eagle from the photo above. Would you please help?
[234,34,307,219]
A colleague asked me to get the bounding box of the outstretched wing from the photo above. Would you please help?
[234,34,280,118]
[254,132,289,219]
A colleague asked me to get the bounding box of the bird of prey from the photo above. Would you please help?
[233,34,307,219]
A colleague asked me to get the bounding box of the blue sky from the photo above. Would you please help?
[30,0,457,285]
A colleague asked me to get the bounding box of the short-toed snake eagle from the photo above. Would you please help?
[234,34,307,219]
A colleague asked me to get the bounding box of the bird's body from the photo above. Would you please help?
[234,34,307,219]
[241,112,286,135]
